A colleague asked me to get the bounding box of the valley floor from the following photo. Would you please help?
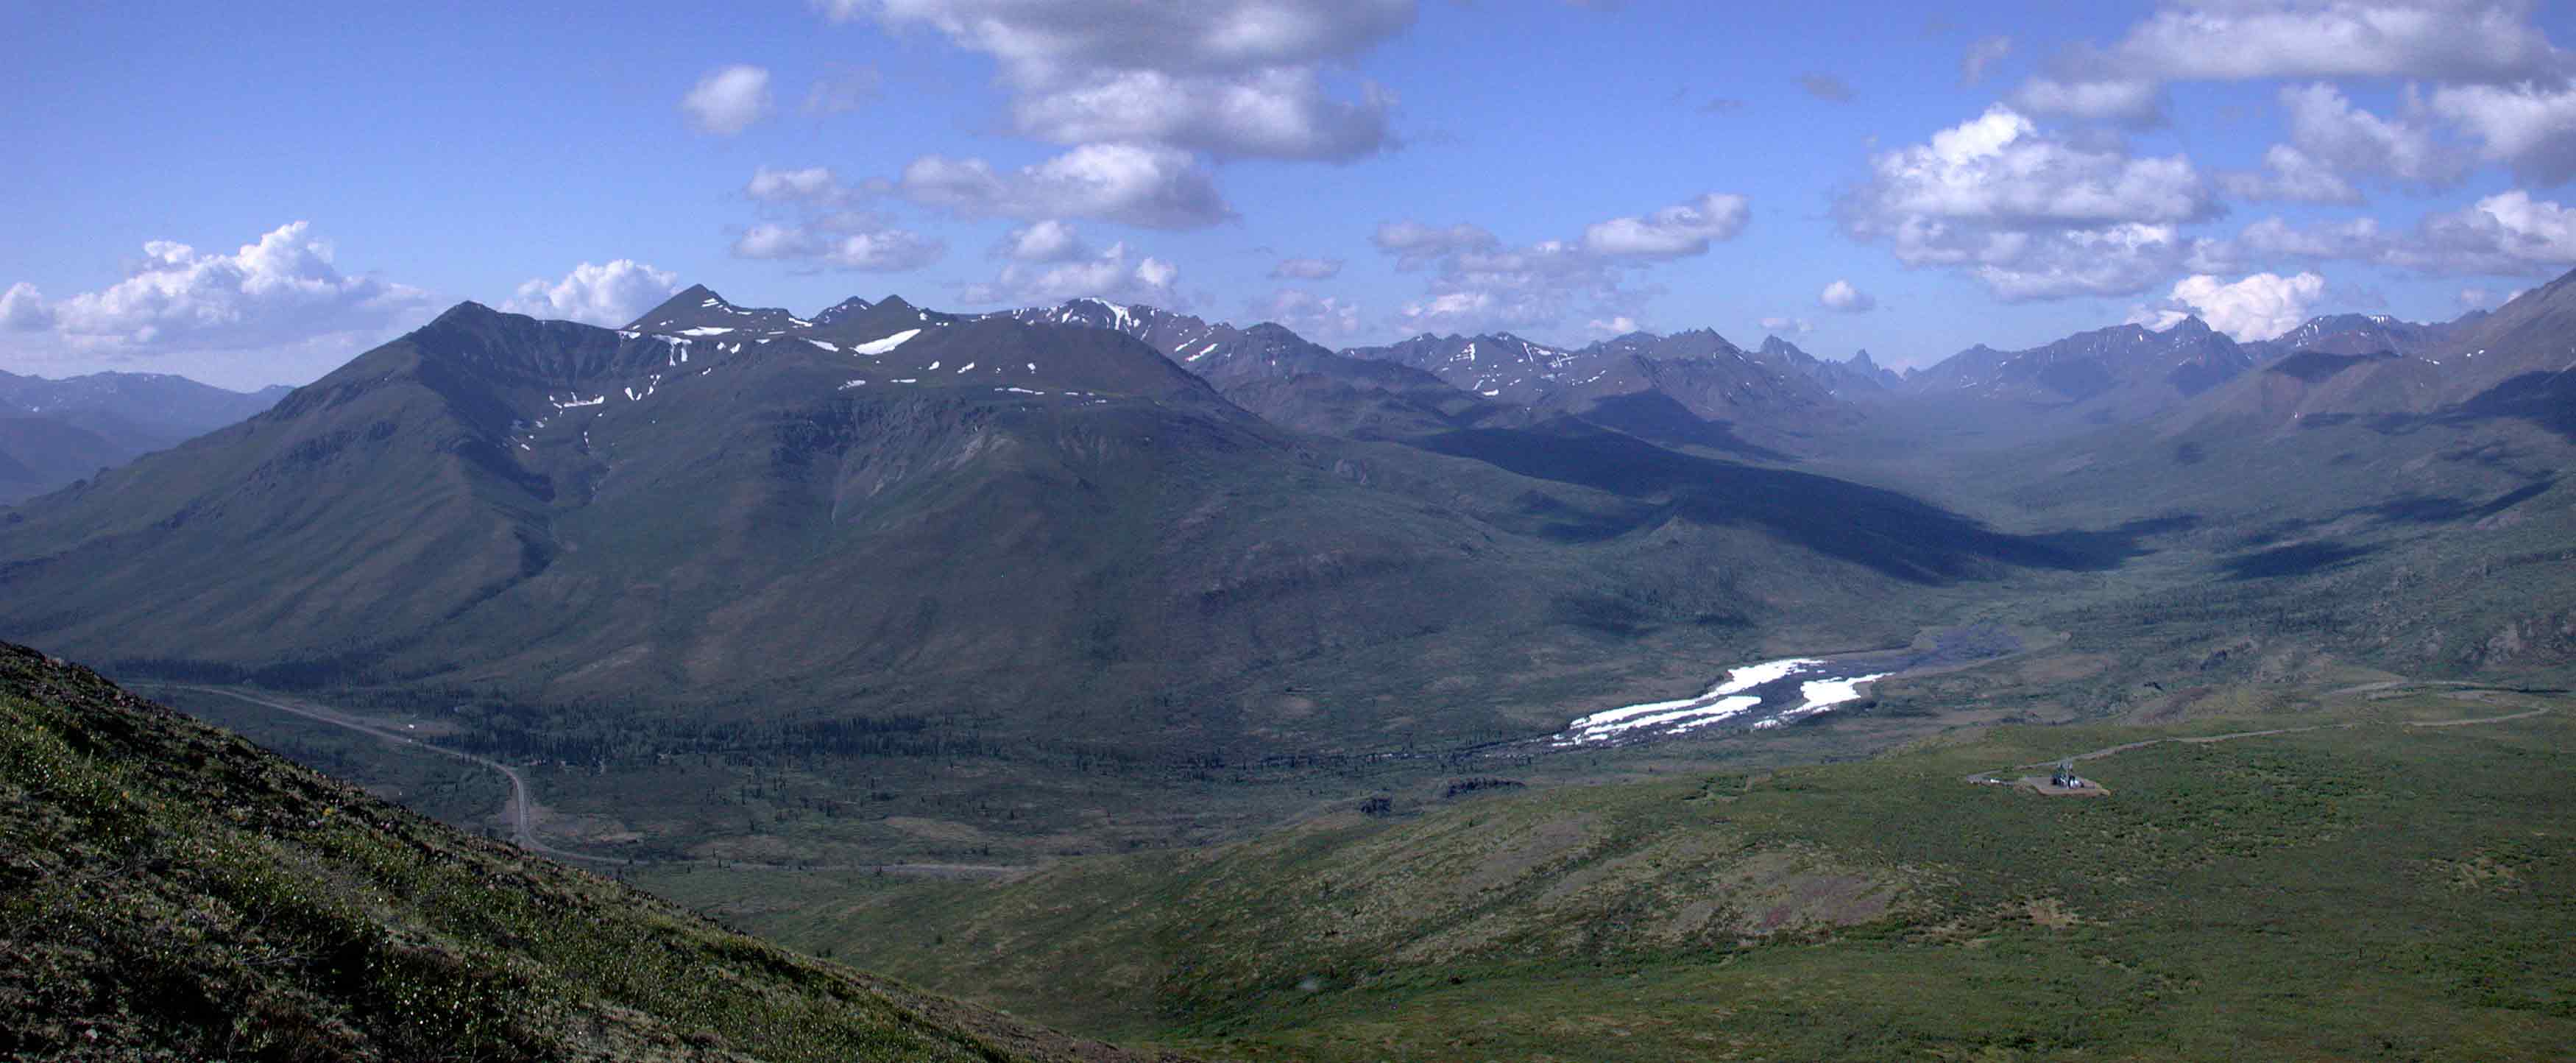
[637,682,2574,1062]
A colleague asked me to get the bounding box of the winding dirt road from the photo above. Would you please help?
[145,684,1023,878]
[1964,690,2556,785]
[152,684,619,861]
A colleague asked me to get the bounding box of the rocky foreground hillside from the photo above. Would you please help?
[0,641,1178,1063]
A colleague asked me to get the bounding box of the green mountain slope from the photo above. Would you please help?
[668,685,2575,1062]
[0,641,1178,1062]
[0,415,132,504]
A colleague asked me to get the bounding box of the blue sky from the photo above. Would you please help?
[7,1,2576,389]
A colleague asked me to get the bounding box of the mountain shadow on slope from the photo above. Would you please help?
[1414,418,2184,582]
[2220,540,2379,580]
[2267,349,2402,384]
[2444,370,2576,441]
[1573,391,1790,460]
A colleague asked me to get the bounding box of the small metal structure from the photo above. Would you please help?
[2050,758,2086,788]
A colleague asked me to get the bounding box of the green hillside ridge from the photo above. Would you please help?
[655,684,2575,1062]
[0,641,1180,1062]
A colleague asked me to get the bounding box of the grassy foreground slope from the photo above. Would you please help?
[668,688,2575,1062]
[0,642,1178,1063]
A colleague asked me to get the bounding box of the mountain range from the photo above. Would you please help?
[0,269,2570,873]
[0,369,289,502]
[0,286,2153,765]
[5,262,2572,1063]
[2,275,2564,710]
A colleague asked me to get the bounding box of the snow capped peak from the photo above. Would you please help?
[1064,296,1141,333]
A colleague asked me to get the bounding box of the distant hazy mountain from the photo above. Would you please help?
[0,368,290,436]
[2175,272,2576,439]
[1903,316,2255,431]
[1001,298,1508,439]
[2438,269,2576,398]
[1342,331,1585,404]
[1000,300,1844,457]
[0,368,290,503]
[1340,327,1847,457]
[2243,312,2467,361]
[1758,336,1903,398]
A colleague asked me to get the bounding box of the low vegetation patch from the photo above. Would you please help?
[673,689,2573,1062]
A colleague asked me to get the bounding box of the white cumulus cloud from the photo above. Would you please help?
[2158,271,2329,342]
[1269,256,1343,280]
[2212,192,2576,276]
[2216,144,2363,204]
[1008,68,1395,161]
[1376,191,1752,333]
[16,222,427,350]
[1818,279,1876,312]
[2391,189,2576,273]
[897,143,1233,229]
[2234,215,2388,260]
[1840,105,2221,300]
[682,65,774,135]
[1581,193,1749,260]
[746,166,855,204]
[732,219,944,272]
[1848,106,2215,229]
[2276,82,2468,188]
[1,283,54,331]
[2010,76,2165,124]
[821,0,1412,160]
[1253,289,1362,340]
[2098,0,2561,83]
[960,241,1183,308]
[2014,0,2566,127]
[994,219,1091,263]
[503,260,682,326]
[1371,221,1499,269]
[2430,80,2576,186]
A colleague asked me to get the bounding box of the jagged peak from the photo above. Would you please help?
[620,285,737,331]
